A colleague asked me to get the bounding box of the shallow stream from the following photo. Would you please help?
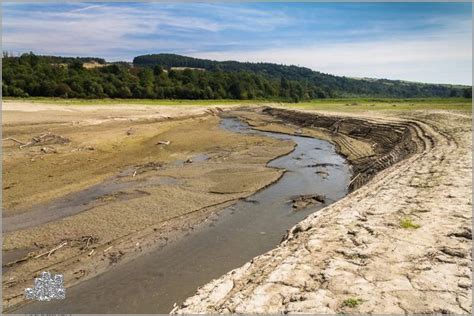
[14,117,351,313]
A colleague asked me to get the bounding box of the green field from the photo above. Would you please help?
[3,97,256,106]
[287,98,472,112]
[3,97,472,112]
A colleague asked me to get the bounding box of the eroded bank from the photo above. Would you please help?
[174,108,472,314]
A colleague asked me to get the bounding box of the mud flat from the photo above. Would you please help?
[3,102,471,314]
[3,101,348,312]
[10,117,351,313]
[3,101,291,310]
[174,108,472,314]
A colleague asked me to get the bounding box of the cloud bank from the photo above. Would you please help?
[2,2,472,84]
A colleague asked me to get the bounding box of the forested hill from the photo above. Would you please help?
[134,54,470,99]
[2,52,471,100]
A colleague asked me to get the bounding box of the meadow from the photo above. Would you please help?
[4,97,472,112]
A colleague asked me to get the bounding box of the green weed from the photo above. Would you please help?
[400,217,421,229]
[342,298,363,308]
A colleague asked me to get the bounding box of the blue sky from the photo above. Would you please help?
[2,2,472,84]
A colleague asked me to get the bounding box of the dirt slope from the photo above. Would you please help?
[174,109,472,314]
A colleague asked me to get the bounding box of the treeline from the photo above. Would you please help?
[2,52,330,101]
[134,54,472,98]
[2,52,471,101]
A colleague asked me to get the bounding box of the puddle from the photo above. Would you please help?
[13,117,351,313]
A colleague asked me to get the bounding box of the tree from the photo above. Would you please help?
[55,83,72,97]
[2,52,469,101]
[463,88,472,98]
[153,65,163,76]
[70,60,84,71]
[229,81,242,99]
[118,86,132,98]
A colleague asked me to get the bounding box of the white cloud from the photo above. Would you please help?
[2,3,471,84]
[68,4,106,14]
[190,33,472,85]
[2,3,289,59]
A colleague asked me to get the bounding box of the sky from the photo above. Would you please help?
[2,2,472,85]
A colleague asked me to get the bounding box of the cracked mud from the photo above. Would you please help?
[174,108,472,314]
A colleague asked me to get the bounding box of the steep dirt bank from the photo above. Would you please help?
[174,108,472,314]
[229,107,425,191]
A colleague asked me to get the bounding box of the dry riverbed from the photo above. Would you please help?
[174,107,472,314]
[2,101,293,310]
[2,101,471,314]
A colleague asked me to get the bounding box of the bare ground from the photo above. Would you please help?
[2,101,471,314]
[174,108,472,314]
[2,101,292,310]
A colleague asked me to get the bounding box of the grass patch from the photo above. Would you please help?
[285,97,472,112]
[342,298,363,308]
[4,97,471,111]
[400,217,421,229]
[2,97,268,107]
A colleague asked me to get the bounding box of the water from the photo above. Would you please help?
[12,118,351,314]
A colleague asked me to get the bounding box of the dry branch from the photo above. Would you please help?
[34,241,67,259]
[2,137,26,146]
[349,173,362,186]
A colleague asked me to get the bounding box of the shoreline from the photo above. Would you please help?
[6,109,349,313]
[3,104,294,311]
[3,103,470,313]
[173,108,472,314]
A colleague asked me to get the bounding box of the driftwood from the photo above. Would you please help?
[20,132,52,149]
[157,140,171,145]
[34,241,67,259]
[75,235,99,250]
[20,142,34,149]
[331,120,343,134]
[5,132,70,149]
[85,236,92,249]
[2,137,26,146]
[349,173,361,186]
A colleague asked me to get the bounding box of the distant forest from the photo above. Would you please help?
[3,52,472,101]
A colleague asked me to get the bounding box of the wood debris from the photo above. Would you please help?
[34,241,68,259]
